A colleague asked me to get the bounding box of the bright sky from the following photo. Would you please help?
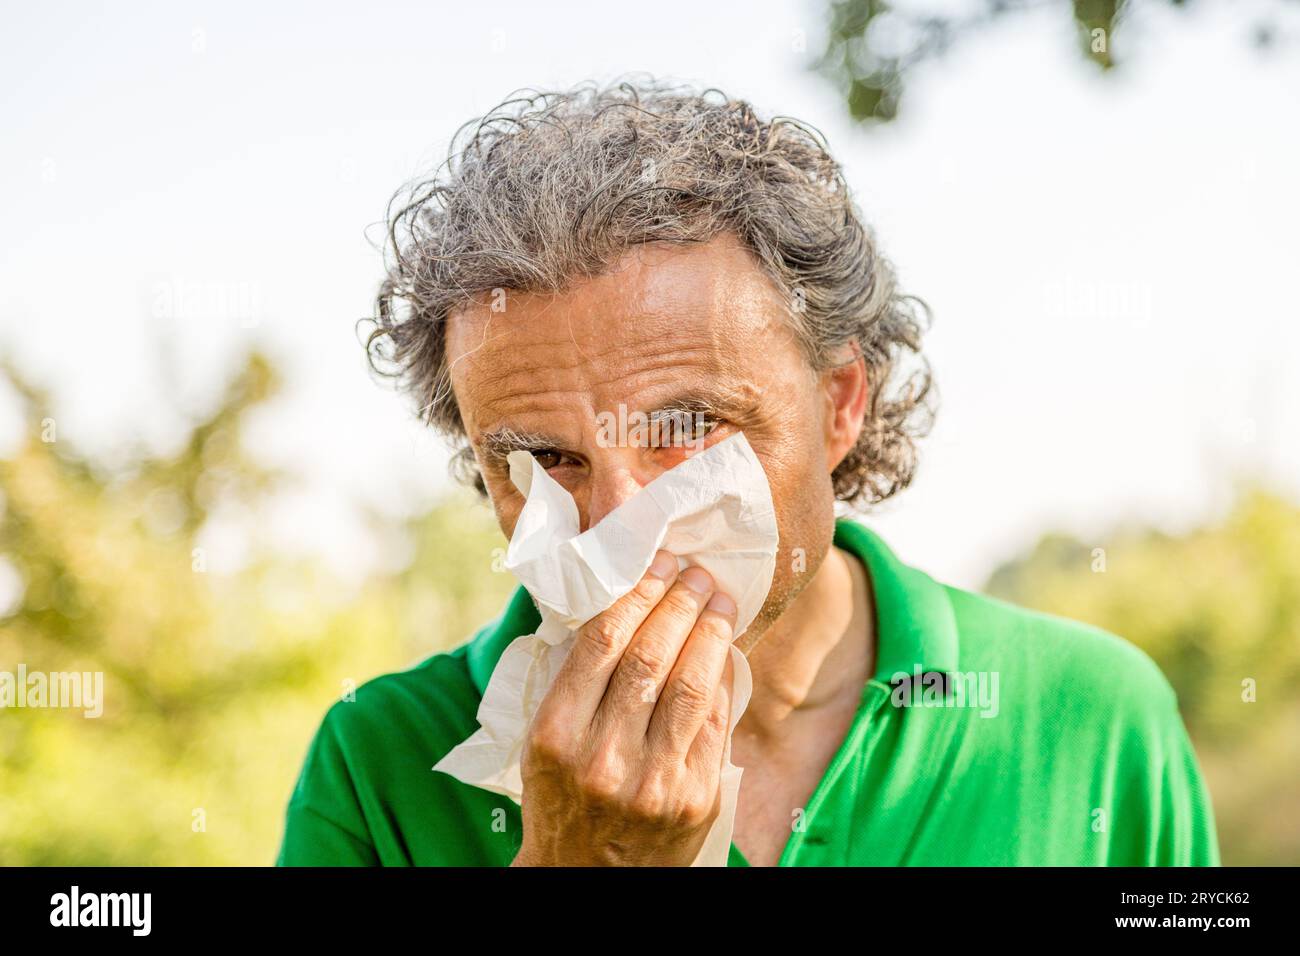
[2,0,1297,588]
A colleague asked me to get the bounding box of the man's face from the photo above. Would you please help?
[445,233,865,641]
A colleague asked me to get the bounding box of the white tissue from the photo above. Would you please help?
[433,431,779,866]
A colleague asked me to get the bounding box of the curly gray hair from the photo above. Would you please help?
[367,78,933,507]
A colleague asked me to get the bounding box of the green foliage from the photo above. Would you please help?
[816,0,1282,125]
[0,354,515,864]
[986,489,1300,865]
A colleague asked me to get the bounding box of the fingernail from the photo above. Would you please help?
[679,566,713,594]
[705,591,736,617]
[648,551,678,580]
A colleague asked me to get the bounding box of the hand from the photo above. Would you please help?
[510,551,738,866]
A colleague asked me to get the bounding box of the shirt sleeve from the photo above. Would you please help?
[1152,704,1220,866]
[1100,637,1221,867]
[276,703,380,866]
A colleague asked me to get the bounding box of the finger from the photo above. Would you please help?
[685,650,735,778]
[538,550,679,730]
[593,565,715,744]
[647,590,737,758]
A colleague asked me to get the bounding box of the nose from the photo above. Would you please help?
[581,456,656,531]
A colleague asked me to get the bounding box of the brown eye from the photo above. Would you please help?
[688,416,718,443]
[651,411,718,448]
[533,450,564,470]
[669,413,716,446]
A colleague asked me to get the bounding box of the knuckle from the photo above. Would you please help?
[582,616,628,659]
[661,583,708,624]
[622,641,673,681]
[702,701,730,737]
[693,608,735,644]
[681,788,721,828]
[526,718,572,765]
[629,570,668,606]
[665,670,714,717]
[577,753,625,803]
[628,778,672,823]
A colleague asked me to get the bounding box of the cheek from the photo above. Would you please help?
[752,427,837,598]
[481,474,524,541]
[769,464,834,567]
[751,418,830,507]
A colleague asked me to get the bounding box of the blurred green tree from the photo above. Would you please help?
[0,354,515,864]
[818,0,1289,123]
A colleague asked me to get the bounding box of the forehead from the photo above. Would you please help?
[445,236,799,434]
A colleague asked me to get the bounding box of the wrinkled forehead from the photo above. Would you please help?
[444,239,801,435]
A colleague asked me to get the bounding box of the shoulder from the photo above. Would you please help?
[315,645,482,761]
[278,643,489,865]
[937,582,1218,865]
[287,594,527,820]
[942,583,1179,724]
[283,644,482,828]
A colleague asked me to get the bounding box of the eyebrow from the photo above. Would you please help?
[476,387,754,466]
[479,426,565,465]
[648,393,730,419]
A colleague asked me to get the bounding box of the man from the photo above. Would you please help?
[277,80,1218,867]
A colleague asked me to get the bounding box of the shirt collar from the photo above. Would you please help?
[466,518,959,696]
[831,519,960,682]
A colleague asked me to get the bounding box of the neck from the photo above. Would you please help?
[734,544,875,744]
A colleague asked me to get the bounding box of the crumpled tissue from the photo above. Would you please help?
[432,431,779,866]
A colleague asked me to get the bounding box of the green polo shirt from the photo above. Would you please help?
[277,519,1219,866]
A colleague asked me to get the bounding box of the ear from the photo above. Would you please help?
[821,342,869,473]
